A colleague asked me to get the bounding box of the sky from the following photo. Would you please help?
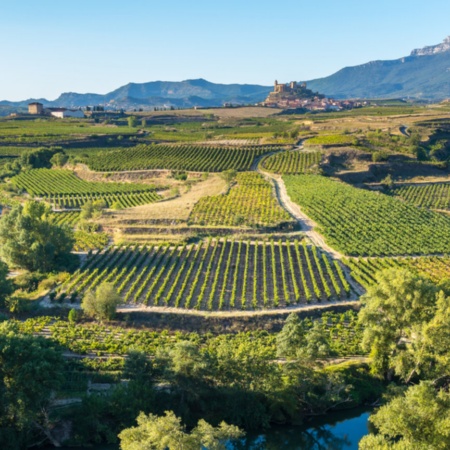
[1,0,450,100]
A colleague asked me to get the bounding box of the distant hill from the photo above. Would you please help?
[306,37,450,100]
[0,79,272,114]
[2,37,450,115]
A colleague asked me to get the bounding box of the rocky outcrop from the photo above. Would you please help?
[411,36,450,56]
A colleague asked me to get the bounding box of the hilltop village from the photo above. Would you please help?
[263,80,363,111]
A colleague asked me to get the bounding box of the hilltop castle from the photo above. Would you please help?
[273,80,307,94]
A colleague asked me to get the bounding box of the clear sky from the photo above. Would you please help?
[2,0,450,100]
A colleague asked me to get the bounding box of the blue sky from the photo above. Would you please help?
[1,0,450,100]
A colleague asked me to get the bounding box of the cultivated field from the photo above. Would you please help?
[56,240,354,310]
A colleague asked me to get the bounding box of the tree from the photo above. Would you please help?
[19,147,60,169]
[80,199,106,220]
[0,201,76,272]
[360,382,450,450]
[298,321,331,360]
[0,322,65,448]
[81,282,121,321]
[220,169,237,185]
[50,152,68,168]
[276,313,305,358]
[118,411,243,450]
[127,116,137,128]
[0,260,14,307]
[359,268,437,378]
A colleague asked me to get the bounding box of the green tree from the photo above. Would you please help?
[80,199,106,220]
[0,322,65,448]
[220,169,237,185]
[360,382,450,450]
[298,321,332,360]
[0,260,14,307]
[276,313,305,359]
[50,152,68,168]
[81,282,122,321]
[19,147,61,169]
[118,411,243,450]
[0,201,76,272]
[127,116,138,128]
[359,268,437,378]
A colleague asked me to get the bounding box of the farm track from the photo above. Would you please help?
[117,299,360,317]
[256,144,365,297]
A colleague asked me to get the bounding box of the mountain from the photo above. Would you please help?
[306,36,450,100]
[0,79,272,114]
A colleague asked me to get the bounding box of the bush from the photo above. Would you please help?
[81,282,121,321]
[68,308,79,324]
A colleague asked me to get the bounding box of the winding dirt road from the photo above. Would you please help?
[256,144,365,297]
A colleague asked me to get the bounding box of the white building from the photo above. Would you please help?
[49,108,85,119]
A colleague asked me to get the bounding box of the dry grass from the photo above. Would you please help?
[102,174,227,222]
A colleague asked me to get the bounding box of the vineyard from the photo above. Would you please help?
[284,175,450,256]
[188,172,292,227]
[18,309,363,358]
[76,144,273,172]
[261,151,322,174]
[74,231,109,252]
[390,183,450,210]
[49,191,161,209]
[12,169,161,208]
[50,211,80,226]
[343,255,450,289]
[55,239,354,310]
[12,169,159,196]
[306,135,358,146]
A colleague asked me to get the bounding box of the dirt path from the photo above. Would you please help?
[255,144,365,297]
[118,299,359,317]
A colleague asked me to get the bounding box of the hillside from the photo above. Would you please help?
[307,37,450,99]
[0,79,272,112]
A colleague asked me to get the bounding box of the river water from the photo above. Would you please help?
[48,407,370,450]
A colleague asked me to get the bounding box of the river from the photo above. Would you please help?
[46,407,371,450]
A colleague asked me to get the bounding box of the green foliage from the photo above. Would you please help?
[0,201,77,272]
[12,168,158,196]
[219,169,237,184]
[359,268,439,379]
[306,135,357,146]
[127,116,138,128]
[80,199,106,220]
[118,411,244,450]
[19,147,61,169]
[75,144,272,172]
[360,382,450,450]
[262,151,322,174]
[284,175,450,256]
[81,282,121,321]
[276,313,305,358]
[68,308,79,323]
[0,322,64,448]
[58,241,353,310]
[0,260,13,306]
[50,152,68,168]
[390,183,450,211]
[189,172,291,227]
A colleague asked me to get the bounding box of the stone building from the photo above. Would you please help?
[28,102,43,115]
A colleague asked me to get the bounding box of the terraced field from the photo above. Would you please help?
[56,240,354,310]
[390,183,450,210]
[284,175,450,256]
[76,144,274,172]
[261,151,322,174]
[343,255,450,289]
[12,169,161,208]
[188,172,292,227]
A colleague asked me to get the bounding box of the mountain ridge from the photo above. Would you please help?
[2,36,450,114]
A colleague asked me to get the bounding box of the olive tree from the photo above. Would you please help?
[81,282,121,321]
